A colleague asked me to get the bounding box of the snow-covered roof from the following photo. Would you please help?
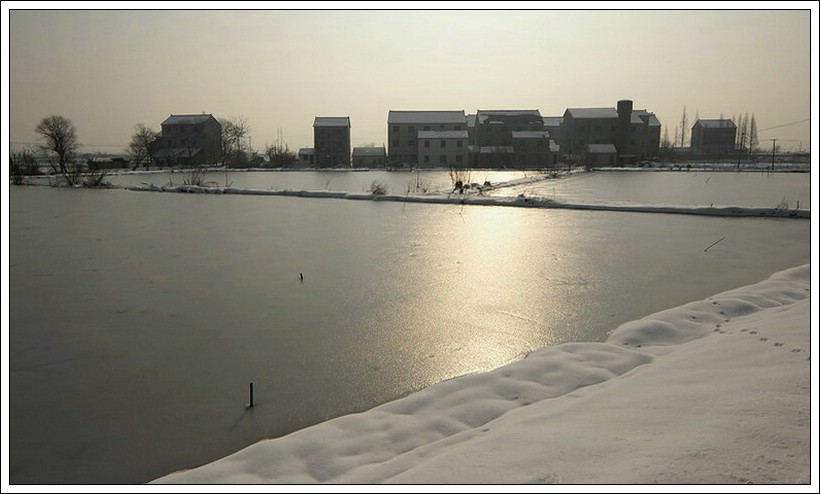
[632,110,661,126]
[417,130,469,139]
[587,144,617,154]
[566,108,618,119]
[314,117,350,127]
[476,110,542,124]
[694,119,737,129]
[542,117,564,127]
[298,148,315,155]
[512,131,549,139]
[388,110,466,125]
[352,147,386,156]
[162,114,216,126]
[466,114,477,127]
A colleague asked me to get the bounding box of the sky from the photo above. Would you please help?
[152,262,814,487]
[3,3,816,155]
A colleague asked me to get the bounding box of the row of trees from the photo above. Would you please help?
[15,114,299,184]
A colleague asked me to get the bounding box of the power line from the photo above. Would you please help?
[758,118,810,132]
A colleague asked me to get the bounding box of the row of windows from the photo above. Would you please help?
[421,155,465,163]
[392,125,464,133]
[422,140,464,148]
[575,125,648,134]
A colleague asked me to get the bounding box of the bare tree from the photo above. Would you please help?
[678,106,688,148]
[35,115,78,176]
[264,142,296,167]
[220,116,251,167]
[127,124,159,170]
[749,114,758,153]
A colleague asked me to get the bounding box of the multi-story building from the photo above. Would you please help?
[352,146,387,167]
[416,130,469,167]
[691,119,737,155]
[313,116,351,167]
[473,110,549,168]
[561,100,660,163]
[149,113,222,166]
[511,130,551,168]
[387,110,467,166]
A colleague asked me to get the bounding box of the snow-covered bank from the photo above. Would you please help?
[126,184,811,219]
[154,264,813,485]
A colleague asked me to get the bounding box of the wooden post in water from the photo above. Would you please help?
[249,382,255,407]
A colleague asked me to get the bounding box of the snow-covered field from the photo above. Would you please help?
[153,263,814,486]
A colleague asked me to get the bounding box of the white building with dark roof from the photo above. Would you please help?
[387,110,467,166]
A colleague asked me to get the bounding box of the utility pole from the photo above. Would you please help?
[770,139,777,172]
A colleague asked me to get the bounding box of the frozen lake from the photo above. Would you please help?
[8,171,811,484]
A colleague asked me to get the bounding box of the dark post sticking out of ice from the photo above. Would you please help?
[248,382,255,408]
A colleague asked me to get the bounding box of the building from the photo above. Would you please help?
[561,100,660,163]
[387,110,467,166]
[352,146,387,167]
[313,117,351,167]
[690,119,737,155]
[542,116,564,154]
[149,114,222,166]
[586,144,617,167]
[416,130,469,167]
[298,148,315,166]
[511,130,551,168]
[473,110,548,168]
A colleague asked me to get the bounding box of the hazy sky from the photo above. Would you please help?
[4,5,816,154]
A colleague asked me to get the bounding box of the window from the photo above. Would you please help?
[409,126,415,133]
[456,155,463,163]
[424,140,430,148]
[423,126,430,131]
[408,140,414,146]
[440,140,446,148]
[424,155,430,163]
[392,140,399,147]
[440,155,447,163]
[457,140,463,148]
[393,126,399,133]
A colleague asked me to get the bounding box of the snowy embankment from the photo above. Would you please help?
[154,264,812,485]
[127,183,810,219]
